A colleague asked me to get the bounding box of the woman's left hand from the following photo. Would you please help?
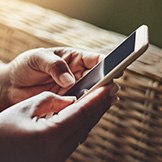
[0,47,104,110]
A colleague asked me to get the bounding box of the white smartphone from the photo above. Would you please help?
[64,25,149,100]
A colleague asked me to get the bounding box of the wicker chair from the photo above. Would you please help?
[0,1,162,161]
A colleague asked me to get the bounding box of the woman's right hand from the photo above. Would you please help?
[0,82,119,162]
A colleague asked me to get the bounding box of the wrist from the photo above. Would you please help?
[0,61,11,111]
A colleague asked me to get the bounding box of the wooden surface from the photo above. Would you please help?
[0,0,162,161]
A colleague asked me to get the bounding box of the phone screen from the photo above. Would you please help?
[65,32,136,98]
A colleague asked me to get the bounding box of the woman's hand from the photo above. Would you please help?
[0,47,104,110]
[0,82,119,162]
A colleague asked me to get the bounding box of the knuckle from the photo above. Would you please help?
[49,59,68,74]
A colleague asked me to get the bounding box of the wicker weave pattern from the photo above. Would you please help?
[0,0,123,62]
[0,1,162,162]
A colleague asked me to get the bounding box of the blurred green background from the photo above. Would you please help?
[20,0,162,48]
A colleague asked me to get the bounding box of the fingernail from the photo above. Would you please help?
[46,111,54,119]
[110,84,120,96]
[62,96,77,103]
[59,72,75,87]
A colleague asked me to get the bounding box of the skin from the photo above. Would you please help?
[0,47,120,162]
[0,84,118,162]
[0,47,104,111]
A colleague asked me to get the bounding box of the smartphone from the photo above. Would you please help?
[64,25,149,100]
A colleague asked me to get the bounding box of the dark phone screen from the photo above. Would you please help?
[65,32,135,98]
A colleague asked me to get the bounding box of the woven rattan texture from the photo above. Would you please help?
[0,0,124,62]
[0,1,162,162]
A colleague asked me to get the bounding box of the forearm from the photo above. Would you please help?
[0,61,11,111]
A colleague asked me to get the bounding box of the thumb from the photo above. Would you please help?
[34,50,75,88]
[32,92,76,118]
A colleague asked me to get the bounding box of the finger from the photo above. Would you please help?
[50,82,119,139]
[69,51,105,70]
[31,92,76,118]
[81,52,105,69]
[60,96,118,160]
[34,49,75,88]
[114,71,124,79]
[53,47,105,69]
